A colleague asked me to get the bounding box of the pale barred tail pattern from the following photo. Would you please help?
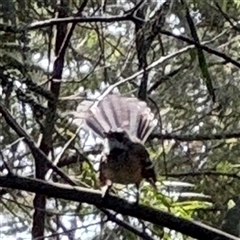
[81,94,157,143]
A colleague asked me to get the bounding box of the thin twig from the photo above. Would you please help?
[101,209,154,240]
[0,102,77,186]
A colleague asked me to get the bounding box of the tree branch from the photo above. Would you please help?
[163,171,240,180]
[136,0,170,100]
[101,209,154,240]
[2,9,238,71]
[0,102,77,186]
[32,0,69,238]
[0,175,238,240]
[151,131,240,141]
[158,29,240,69]
[180,0,215,101]
[27,15,141,30]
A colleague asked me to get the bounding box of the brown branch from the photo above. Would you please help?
[0,175,239,240]
[135,0,149,101]
[32,0,78,237]
[44,0,89,181]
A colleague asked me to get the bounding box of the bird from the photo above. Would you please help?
[73,93,158,203]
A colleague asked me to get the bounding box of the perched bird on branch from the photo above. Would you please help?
[73,93,158,203]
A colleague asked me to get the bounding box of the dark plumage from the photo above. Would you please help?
[75,94,157,203]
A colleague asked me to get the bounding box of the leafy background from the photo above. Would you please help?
[1,0,240,239]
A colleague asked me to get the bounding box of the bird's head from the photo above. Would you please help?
[102,130,133,154]
[104,130,129,142]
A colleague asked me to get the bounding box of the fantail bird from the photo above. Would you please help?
[73,93,158,203]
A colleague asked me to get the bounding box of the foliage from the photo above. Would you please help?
[1,0,240,239]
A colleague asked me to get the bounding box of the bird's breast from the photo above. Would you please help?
[101,152,143,184]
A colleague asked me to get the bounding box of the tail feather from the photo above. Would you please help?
[138,102,157,143]
[100,95,128,131]
[100,97,118,131]
[85,108,111,137]
[142,119,158,144]
[140,111,152,139]
[85,118,103,137]
[128,98,140,136]
[78,94,156,142]
[138,117,148,140]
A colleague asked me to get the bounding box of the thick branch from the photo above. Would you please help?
[0,175,238,240]
[32,0,68,238]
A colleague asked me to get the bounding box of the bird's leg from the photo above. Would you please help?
[101,179,112,199]
[135,183,140,205]
[99,156,113,199]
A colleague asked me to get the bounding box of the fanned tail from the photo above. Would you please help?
[75,94,157,142]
